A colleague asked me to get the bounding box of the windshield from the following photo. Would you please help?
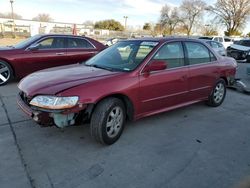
[236,40,250,47]
[14,35,41,49]
[85,40,158,72]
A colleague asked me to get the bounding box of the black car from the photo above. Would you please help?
[227,39,250,62]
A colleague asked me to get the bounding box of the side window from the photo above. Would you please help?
[37,37,65,49]
[214,37,219,42]
[67,38,94,49]
[218,37,223,42]
[242,40,250,47]
[185,42,216,65]
[153,42,184,69]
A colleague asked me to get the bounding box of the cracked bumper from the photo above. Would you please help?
[17,93,88,127]
[17,93,54,126]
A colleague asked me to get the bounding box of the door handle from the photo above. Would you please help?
[56,52,65,55]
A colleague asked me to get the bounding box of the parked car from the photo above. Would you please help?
[0,34,106,85]
[200,39,226,56]
[227,39,250,62]
[17,38,237,145]
[199,36,234,49]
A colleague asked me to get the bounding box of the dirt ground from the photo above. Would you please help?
[0,38,24,46]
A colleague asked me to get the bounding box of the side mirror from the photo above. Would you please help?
[27,43,40,51]
[143,60,167,73]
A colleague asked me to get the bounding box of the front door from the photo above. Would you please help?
[19,37,68,77]
[139,42,188,115]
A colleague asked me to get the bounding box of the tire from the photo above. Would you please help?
[90,98,126,145]
[207,79,226,107]
[0,60,13,86]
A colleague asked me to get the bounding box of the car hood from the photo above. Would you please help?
[18,64,122,96]
[230,44,250,52]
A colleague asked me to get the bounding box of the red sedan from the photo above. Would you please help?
[0,34,105,85]
[17,38,237,145]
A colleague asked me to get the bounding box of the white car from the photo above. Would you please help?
[199,36,234,49]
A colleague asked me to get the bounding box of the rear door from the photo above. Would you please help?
[66,37,99,64]
[139,42,188,115]
[184,41,219,101]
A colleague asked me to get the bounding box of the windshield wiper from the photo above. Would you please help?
[90,64,115,72]
[7,45,15,49]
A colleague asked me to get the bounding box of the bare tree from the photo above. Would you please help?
[32,13,53,22]
[143,23,151,30]
[208,0,250,36]
[160,5,180,35]
[179,0,206,35]
[202,25,219,36]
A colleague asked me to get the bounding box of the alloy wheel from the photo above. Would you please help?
[106,106,124,138]
[213,83,225,104]
[0,62,10,85]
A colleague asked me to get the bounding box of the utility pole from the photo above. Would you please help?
[10,0,15,37]
[123,16,128,30]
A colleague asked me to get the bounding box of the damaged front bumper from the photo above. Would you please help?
[17,92,87,128]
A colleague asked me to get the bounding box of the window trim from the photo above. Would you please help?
[25,36,67,51]
[66,36,96,49]
[140,41,187,75]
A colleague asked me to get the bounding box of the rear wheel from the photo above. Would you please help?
[207,79,226,107]
[90,98,126,145]
[0,61,13,86]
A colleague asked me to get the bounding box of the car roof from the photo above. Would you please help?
[199,39,211,42]
[37,34,87,38]
[199,39,221,43]
[128,37,203,43]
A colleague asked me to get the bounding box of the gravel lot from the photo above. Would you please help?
[0,63,250,188]
[0,38,24,46]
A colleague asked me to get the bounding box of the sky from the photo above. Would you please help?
[0,0,249,33]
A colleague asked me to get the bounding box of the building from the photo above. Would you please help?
[0,17,110,37]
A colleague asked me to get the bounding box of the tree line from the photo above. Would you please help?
[1,0,250,36]
[144,0,250,36]
[93,0,250,36]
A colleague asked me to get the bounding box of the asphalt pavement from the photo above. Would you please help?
[0,63,250,188]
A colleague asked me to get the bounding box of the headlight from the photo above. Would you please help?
[30,95,79,110]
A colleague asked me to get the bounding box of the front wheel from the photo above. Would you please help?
[90,98,126,145]
[207,79,226,107]
[0,61,13,86]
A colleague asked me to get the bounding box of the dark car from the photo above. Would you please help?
[0,34,106,85]
[227,39,250,62]
[17,38,237,145]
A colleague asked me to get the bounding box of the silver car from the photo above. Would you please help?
[201,39,227,56]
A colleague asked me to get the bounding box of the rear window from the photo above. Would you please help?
[199,37,213,40]
[237,40,250,47]
[224,38,232,42]
[67,38,94,49]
